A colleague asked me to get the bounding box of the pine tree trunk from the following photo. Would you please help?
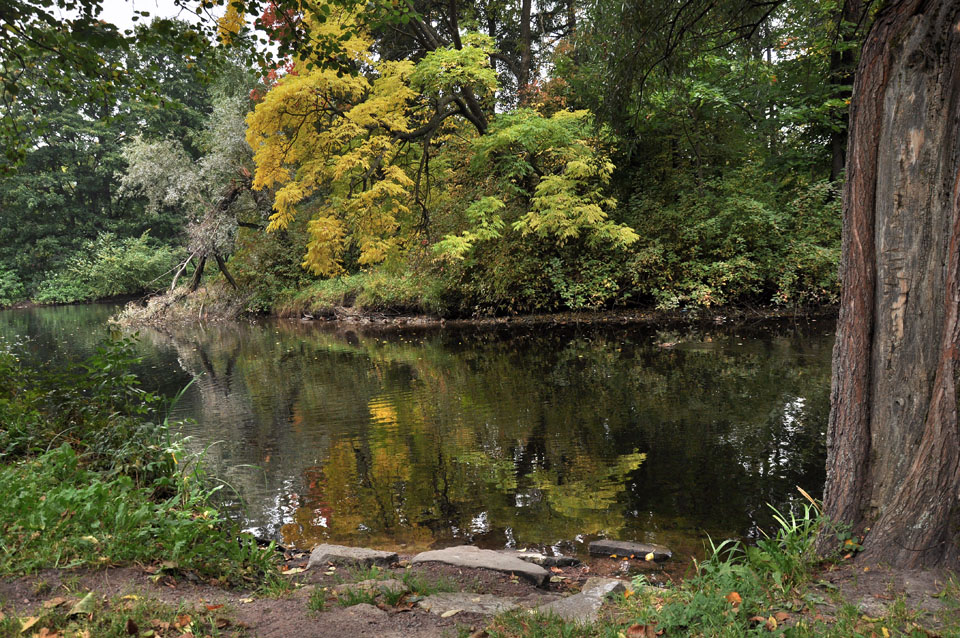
[820,0,960,567]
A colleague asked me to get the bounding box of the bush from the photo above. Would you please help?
[33,232,183,304]
[0,337,276,583]
[0,268,24,306]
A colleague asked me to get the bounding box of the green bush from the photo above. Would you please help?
[0,268,24,306]
[33,232,183,304]
[0,337,276,584]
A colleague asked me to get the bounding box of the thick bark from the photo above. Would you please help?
[190,255,207,292]
[820,0,960,567]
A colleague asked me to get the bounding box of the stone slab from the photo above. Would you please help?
[419,592,519,616]
[306,544,399,570]
[581,577,627,598]
[536,577,628,624]
[537,593,605,624]
[587,540,672,562]
[497,549,581,567]
[412,545,548,585]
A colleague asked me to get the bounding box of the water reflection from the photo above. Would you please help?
[0,306,834,558]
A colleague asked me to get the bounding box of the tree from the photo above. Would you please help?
[820,0,960,567]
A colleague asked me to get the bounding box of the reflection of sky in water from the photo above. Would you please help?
[0,305,835,558]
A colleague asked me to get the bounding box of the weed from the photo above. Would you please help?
[402,570,458,596]
[335,587,378,607]
[308,587,328,612]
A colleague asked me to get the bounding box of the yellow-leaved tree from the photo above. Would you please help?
[245,3,497,276]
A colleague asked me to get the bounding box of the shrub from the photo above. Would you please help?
[33,232,183,304]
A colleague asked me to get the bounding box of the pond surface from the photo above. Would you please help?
[0,304,835,560]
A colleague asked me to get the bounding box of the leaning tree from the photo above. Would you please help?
[821,0,960,567]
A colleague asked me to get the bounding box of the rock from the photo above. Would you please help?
[537,593,605,624]
[587,540,672,562]
[306,544,399,571]
[411,545,549,585]
[581,577,627,598]
[536,577,628,624]
[856,597,889,618]
[497,549,581,567]
[419,592,519,616]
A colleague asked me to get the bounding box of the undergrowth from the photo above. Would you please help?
[0,336,278,587]
[488,495,956,638]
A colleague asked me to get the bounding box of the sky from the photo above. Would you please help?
[94,0,207,33]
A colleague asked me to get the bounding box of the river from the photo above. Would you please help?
[0,304,834,561]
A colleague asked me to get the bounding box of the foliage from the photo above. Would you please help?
[32,233,184,304]
[0,269,24,307]
[0,337,276,583]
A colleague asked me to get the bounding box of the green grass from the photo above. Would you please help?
[0,593,242,638]
[0,337,279,588]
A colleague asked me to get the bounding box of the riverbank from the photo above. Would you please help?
[1,539,956,638]
[110,280,838,329]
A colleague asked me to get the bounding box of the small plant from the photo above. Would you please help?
[308,587,328,612]
[335,587,378,607]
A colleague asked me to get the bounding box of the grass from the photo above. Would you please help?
[485,497,960,638]
[0,337,279,588]
[0,593,242,638]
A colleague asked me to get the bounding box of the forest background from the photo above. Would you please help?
[0,0,865,318]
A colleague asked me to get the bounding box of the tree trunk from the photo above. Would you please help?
[820,0,960,568]
[828,0,863,182]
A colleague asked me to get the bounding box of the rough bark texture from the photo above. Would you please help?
[821,0,960,567]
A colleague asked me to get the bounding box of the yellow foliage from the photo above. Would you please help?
[217,3,244,44]
[246,1,499,276]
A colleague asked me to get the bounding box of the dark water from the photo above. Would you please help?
[0,304,835,559]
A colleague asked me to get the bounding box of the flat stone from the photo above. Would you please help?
[419,592,518,616]
[536,576,628,624]
[588,540,672,562]
[537,593,605,624]
[306,544,399,570]
[412,545,548,585]
[581,577,627,598]
[498,549,581,567]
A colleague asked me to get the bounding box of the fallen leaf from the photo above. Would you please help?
[550,567,563,574]
[19,617,39,634]
[0,611,4,621]
[774,611,791,623]
[67,593,95,617]
[282,567,306,575]
[440,609,461,618]
[725,591,742,607]
[174,614,192,629]
[644,553,655,562]
[126,618,139,635]
[120,595,141,601]
[626,622,658,637]
[881,628,890,638]
[205,604,223,611]
[238,598,254,604]
[216,618,231,629]
[765,616,778,631]
[749,616,766,624]
[80,536,99,545]
[41,597,68,609]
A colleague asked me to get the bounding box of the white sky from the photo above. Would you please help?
[93,0,206,33]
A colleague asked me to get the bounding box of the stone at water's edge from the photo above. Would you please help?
[588,539,672,562]
[419,592,519,616]
[306,544,399,570]
[411,545,549,585]
[497,549,581,567]
[536,577,627,624]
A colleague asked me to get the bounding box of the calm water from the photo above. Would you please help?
[0,304,835,560]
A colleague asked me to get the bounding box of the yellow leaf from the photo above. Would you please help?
[882,628,890,638]
[19,617,39,634]
[644,552,655,562]
[440,609,461,618]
